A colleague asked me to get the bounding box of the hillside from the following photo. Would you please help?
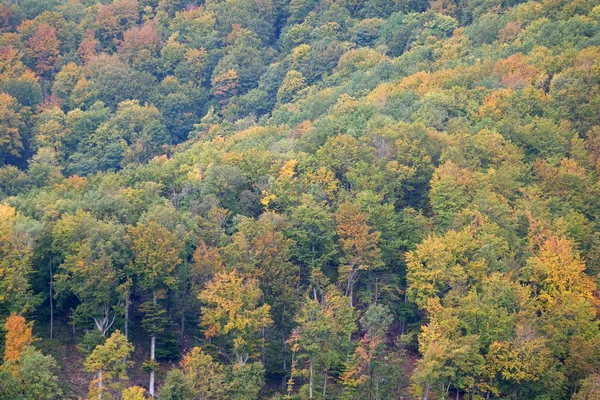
[1,0,600,399]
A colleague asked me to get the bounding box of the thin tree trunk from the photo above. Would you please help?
[281,331,287,390]
[309,358,313,399]
[423,383,430,400]
[323,369,327,399]
[124,292,129,339]
[49,263,54,339]
[180,308,185,350]
[97,370,103,400]
[456,389,460,400]
[150,290,157,398]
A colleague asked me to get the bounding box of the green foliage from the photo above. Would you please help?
[1,0,600,399]
[0,347,62,400]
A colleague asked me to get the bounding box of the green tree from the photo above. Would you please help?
[84,330,134,400]
[289,287,355,398]
[129,221,182,398]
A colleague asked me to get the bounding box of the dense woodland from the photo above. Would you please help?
[0,0,600,399]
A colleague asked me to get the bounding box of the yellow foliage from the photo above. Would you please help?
[279,159,297,180]
[122,386,148,400]
[4,313,33,363]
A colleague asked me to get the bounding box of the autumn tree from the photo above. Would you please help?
[122,386,149,400]
[84,330,134,400]
[3,314,33,364]
[129,221,182,398]
[336,202,384,307]
[160,347,226,399]
[199,270,272,365]
[28,23,60,77]
[212,68,239,107]
[289,287,355,398]
[342,304,404,399]
[0,93,25,166]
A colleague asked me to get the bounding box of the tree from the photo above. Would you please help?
[276,70,306,104]
[212,69,239,107]
[486,325,555,400]
[0,203,37,314]
[0,347,63,400]
[289,287,355,398]
[342,304,402,400]
[129,221,182,398]
[90,100,168,169]
[28,23,60,77]
[84,330,134,400]
[123,386,149,400]
[336,202,384,307]
[3,314,33,364]
[52,62,83,108]
[52,211,126,337]
[78,30,98,64]
[0,93,24,166]
[160,347,226,400]
[199,270,272,365]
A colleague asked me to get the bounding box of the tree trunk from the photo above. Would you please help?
[180,308,185,350]
[49,263,54,339]
[124,292,129,339]
[423,383,430,400]
[150,290,157,398]
[309,358,314,399]
[281,331,287,390]
[97,370,103,400]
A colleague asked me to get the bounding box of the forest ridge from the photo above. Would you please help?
[0,0,600,399]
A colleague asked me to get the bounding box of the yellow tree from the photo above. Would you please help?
[84,330,134,400]
[4,313,33,364]
[199,270,272,365]
[122,386,149,400]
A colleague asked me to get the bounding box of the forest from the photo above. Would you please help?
[0,0,600,399]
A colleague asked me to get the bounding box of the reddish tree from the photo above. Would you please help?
[28,23,60,77]
[77,30,97,64]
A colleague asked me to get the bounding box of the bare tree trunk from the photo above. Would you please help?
[423,383,430,400]
[97,370,103,400]
[124,292,129,339]
[281,331,287,390]
[180,309,185,350]
[49,263,54,339]
[150,290,157,398]
[323,369,327,399]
